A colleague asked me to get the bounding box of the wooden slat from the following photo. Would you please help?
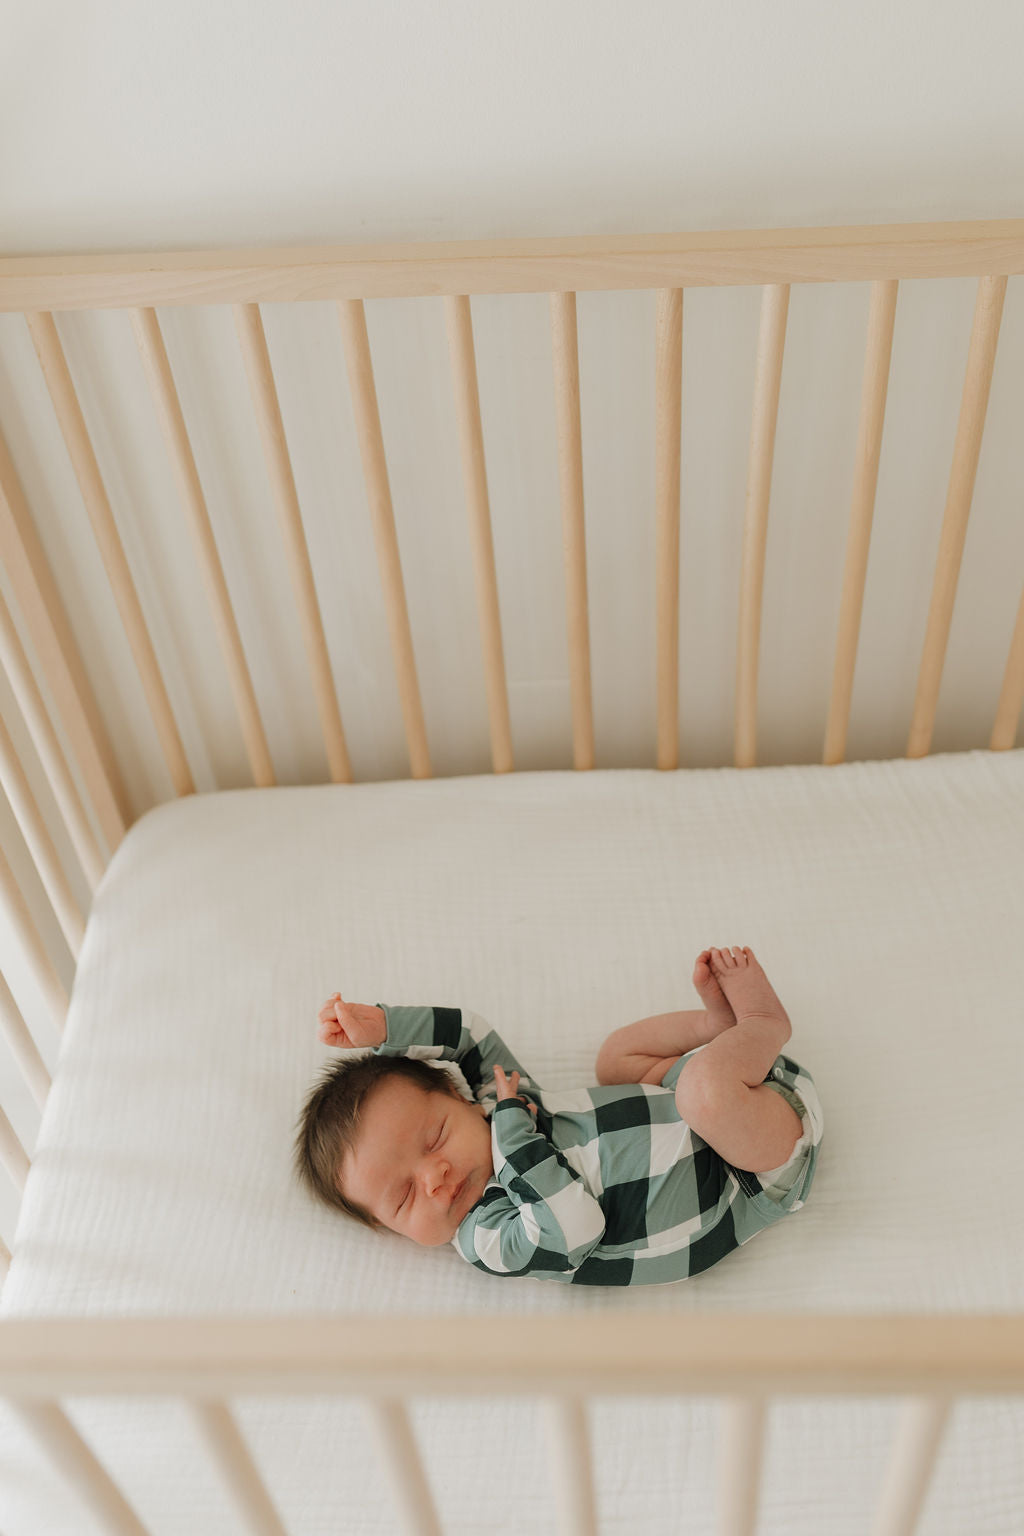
[0,1101,30,1193]
[130,308,275,788]
[0,846,68,1030]
[735,285,790,768]
[991,578,1024,749]
[235,303,352,784]
[717,1396,766,1536]
[0,711,85,958]
[906,274,1007,758]
[190,1399,290,1536]
[0,584,104,890]
[0,425,126,851]
[3,220,1024,310]
[336,299,431,779]
[0,969,50,1110]
[365,1397,442,1536]
[2,1315,1022,1398]
[444,294,514,774]
[655,288,683,770]
[540,1397,598,1536]
[870,1397,952,1536]
[12,1400,151,1536]
[824,280,899,764]
[550,291,595,770]
[25,312,194,798]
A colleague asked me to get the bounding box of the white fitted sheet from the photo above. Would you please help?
[1,750,1023,1534]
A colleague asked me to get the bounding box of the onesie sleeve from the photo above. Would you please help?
[373,1004,542,1111]
[452,1100,606,1278]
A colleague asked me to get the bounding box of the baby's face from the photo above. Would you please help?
[338,1078,494,1247]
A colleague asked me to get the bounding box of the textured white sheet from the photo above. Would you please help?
[1,751,1022,1534]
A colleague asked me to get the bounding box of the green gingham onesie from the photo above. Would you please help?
[373,1004,824,1286]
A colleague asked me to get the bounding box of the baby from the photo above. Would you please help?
[293,946,824,1285]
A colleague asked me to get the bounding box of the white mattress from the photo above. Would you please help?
[1,750,1023,1535]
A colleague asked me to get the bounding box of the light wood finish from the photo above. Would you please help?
[1,1315,1022,1398]
[0,846,68,1029]
[0,970,50,1110]
[189,1399,289,1536]
[0,584,104,890]
[25,311,194,799]
[871,1397,952,1536]
[0,425,126,851]
[337,300,431,779]
[906,275,1008,758]
[130,308,275,788]
[824,280,899,764]
[234,303,352,784]
[4,220,1024,310]
[655,288,683,770]
[12,1400,150,1536]
[735,285,790,768]
[445,294,514,774]
[550,291,595,771]
[718,1396,766,1536]
[540,1397,598,1536]
[991,578,1024,749]
[0,1101,30,1193]
[0,716,85,957]
[365,1397,443,1536]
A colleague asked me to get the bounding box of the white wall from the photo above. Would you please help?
[1,0,1024,1248]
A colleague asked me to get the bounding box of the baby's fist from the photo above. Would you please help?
[317,994,387,1050]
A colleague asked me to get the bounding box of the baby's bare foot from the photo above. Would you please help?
[707,947,791,1033]
[692,950,736,1033]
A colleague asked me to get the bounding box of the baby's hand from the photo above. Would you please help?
[493,1066,538,1117]
[317,994,387,1050]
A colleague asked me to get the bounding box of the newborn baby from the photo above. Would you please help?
[293,947,824,1285]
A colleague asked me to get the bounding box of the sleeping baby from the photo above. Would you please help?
[293,946,824,1285]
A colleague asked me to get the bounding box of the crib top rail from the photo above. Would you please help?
[1,1312,1023,1398]
[3,217,1024,309]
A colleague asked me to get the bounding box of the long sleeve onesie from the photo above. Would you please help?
[373,1004,823,1286]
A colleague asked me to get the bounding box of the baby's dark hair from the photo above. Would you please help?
[293,1054,464,1232]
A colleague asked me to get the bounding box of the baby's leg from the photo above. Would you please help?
[674,947,802,1172]
[595,951,737,1084]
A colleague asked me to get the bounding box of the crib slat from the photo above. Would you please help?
[870,1397,952,1536]
[540,1396,598,1536]
[0,584,104,890]
[25,311,195,800]
[337,299,432,779]
[0,1101,30,1193]
[735,285,789,769]
[0,710,85,958]
[0,425,126,851]
[13,1400,152,1536]
[445,294,514,774]
[717,1395,766,1536]
[991,577,1024,749]
[0,970,50,1109]
[234,303,353,784]
[190,1399,290,1536]
[824,280,899,765]
[0,845,68,1028]
[550,291,595,771]
[906,274,1007,758]
[655,288,683,770]
[130,308,276,789]
[365,1397,443,1536]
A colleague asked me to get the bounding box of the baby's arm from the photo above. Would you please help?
[454,1091,606,1277]
[318,994,542,1108]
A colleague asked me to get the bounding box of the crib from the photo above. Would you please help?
[0,218,1022,1535]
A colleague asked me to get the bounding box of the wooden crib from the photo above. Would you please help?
[0,219,1022,1535]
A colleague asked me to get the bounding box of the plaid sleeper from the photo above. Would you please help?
[374,1004,824,1286]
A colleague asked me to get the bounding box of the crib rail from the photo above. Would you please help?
[0,1313,1021,1536]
